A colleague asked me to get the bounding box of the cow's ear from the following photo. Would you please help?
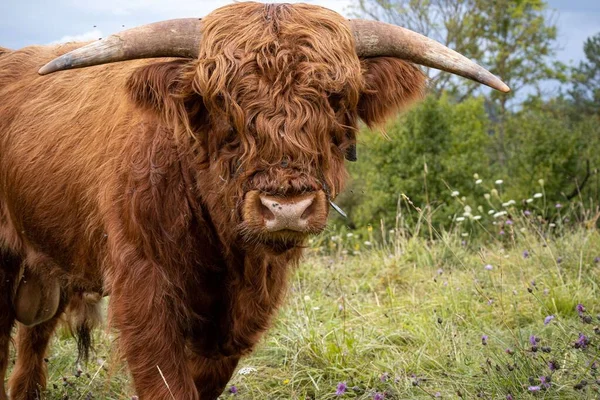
[127,60,206,128]
[358,57,427,128]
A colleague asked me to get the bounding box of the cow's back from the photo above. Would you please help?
[0,43,157,284]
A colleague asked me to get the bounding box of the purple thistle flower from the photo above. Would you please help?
[574,333,589,349]
[499,230,505,235]
[380,372,389,382]
[544,315,555,325]
[529,335,539,346]
[373,393,385,400]
[336,382,347,396]
[482,335,488,345]
[555,203,562,209]
[229,385,238,395]
[576,303,585,316]
[484,264,493,270]
[594,256,600,264]
[548,360,558,371]
[506,394,514,400]
[524,210,531,216]
[523,250,530,258]
[528,386,541,392]
[506,219,513,225]
[540,376,551,389]
[435,392,441,398]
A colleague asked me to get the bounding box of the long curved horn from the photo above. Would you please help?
[350,19,510,93]
[39,18,203,75]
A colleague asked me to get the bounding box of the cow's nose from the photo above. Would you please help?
[259,194,316,232]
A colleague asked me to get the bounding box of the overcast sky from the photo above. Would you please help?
[1,0,598,67]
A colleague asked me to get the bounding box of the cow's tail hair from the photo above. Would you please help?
[65,291,103,365]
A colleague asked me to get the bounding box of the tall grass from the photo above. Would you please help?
[8,198,600,399]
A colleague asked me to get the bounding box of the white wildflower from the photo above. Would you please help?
[549,223,556,227]
[493,211,508,218]
[475,179,483,184]
[473,173,480,179]
[495,179,503,185]
[473,215,482,220]
[456,217,465,222]
[364,241,372,246]
[488,210,495,215]
[461,232,469,237]
[538,179,545,186]
[346,233,354,238]
[526,198,534,203]
[238,367,257,376]
[533,193,543,198]
[451,190,460,197]
[484,193,491,200]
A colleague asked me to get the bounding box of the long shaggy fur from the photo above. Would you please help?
[0,2,426,399]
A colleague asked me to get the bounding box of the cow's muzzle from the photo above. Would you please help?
[242,190,328,235]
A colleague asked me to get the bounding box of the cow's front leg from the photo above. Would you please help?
[110,262,198,400]
[189,354,239,400]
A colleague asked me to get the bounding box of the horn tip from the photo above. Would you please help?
[38,63,56,75]
[497,82,511,93]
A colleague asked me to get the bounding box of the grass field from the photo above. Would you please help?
[8,214,600,399]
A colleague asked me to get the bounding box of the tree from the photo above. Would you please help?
[351,0,566,111]
[340,95,492,230]
[569,32,600,118]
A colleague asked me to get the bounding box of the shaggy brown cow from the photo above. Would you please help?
[0,2,508,399]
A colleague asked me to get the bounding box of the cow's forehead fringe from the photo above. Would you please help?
[185,2,363,167]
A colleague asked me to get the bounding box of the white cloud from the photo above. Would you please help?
[49,29,103,44]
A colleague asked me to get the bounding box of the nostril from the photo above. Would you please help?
[300,197,316,220]
[260,201,276,221]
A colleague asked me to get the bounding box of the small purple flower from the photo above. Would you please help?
[373,393,384,400]
[524,210,531,216]
[556,257,563,264]
[555,203,562,209]
[499,230,505,235]
[437,268,444,275]
[544,315,555,325]
[484,264,493,270]
[574,333,589,349]
[506,219,513,225]
[506,394,514,400]
[528,386,541,392]
[380,372,389,382]
[505,348,514,355]
[576,303,585,316]
[548,360,558,371]
[529,335,539,346]
[336,382,347,396]
[594,256,600,264]
[229,385,238,395]
[540,376,551,389]
[488,299,494,305]
[434,392,441,398]
[523,250,530,258]
[482,335,488,345]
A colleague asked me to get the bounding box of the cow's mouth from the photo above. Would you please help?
[262,235,304,253]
